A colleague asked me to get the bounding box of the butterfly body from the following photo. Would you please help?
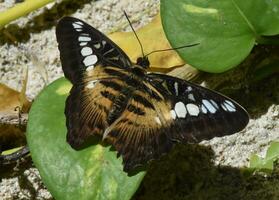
[56,16,249,172]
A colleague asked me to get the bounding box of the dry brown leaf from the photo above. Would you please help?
[108,13,185,70]
[0,83,30,150]
[0,85,30,116]
[0,84,23,114]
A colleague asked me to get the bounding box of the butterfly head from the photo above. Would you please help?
[136,56,150,69]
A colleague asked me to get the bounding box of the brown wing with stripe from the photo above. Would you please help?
[103,85,177,172]
[66,66,129,149]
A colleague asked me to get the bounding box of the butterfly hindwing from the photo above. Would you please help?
[102,74,249,171]
[103,88,175,171]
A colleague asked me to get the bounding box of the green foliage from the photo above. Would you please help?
[250,141,279,171]
[161,0,279,73]
[26,78,145,200]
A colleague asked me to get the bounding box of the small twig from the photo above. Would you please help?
[0,146,30,165]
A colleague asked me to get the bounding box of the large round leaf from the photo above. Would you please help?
[26,78,145,200]
[161,0,279,73]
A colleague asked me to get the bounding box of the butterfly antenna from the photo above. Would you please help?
[145,43,199,57]
[123,11,145,57]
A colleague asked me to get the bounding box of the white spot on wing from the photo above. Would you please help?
[79,42,88,46]
[86,80,97,89]
[78,36,91,42]
[225,100,234,108]
[188,93,195,101]
[94,43,101,49]
[202,99,217,113]
[155,117,162,125]
[186,103,199,116]
[74,21,83,25]
[83,55,98,66]
[187,86,192,91]
[221,104,228,111]
[102,40,106,46]
[170,110,176,119]
[175,101,187,118]
[86,65,94,72]
[81,47,93,56]
[223,100,236,112]
[174,82,179,96]
[201,104,207,113]
[72,23,82,29]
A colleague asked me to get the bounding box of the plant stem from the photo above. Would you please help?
[0,0,55,29]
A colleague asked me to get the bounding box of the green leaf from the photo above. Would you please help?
[161,0,279,73]
[250,141,279,171]
[26,78,145,200]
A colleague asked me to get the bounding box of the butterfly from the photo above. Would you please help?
[56,16,249,172]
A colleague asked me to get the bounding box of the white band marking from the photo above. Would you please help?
[83,55,98,66]
[186,103,199,116]
[175,101,187,118]
[81,47,93,56]
[202,99,217,114]
[78,36,91,42]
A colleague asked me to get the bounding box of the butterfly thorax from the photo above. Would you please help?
[136,56,150,69]
[129,56,149,78]
[130,65,147,77]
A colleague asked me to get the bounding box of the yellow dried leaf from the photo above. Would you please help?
[0,84,30,115]
[108,14,185,69]
[0,83,30,150]
[0,84,22,114]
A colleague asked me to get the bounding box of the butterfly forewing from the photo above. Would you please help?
[56,16,249,172]
[56,17,132,83]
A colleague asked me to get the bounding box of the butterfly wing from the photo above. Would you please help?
[103,87,175,171]
[104,73,249,171]
[56,17,133,148]
[65,78,129,149]
[147,73,249,142]
[56,17,132,83]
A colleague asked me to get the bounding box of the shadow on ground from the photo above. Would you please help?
[133,144,279,200]
[0,156,53,200]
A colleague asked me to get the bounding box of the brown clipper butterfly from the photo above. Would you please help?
[56,16,249,172]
